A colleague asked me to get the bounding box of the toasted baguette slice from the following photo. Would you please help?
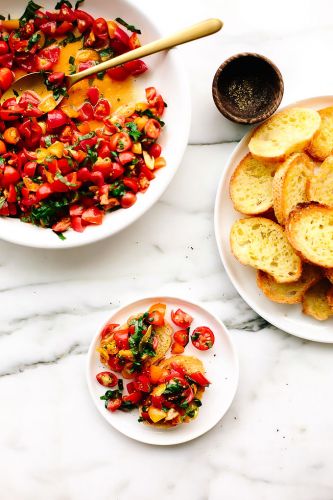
[257,264,322,304]
[248,108,321,162]
[286,203,333,268]
[272,152,314,225]
[307,107,333,160]
[324,268,333,284]
[307,155,333,207]
[302,280,333,320]
[230,217,302,283]
[230,153,276,215]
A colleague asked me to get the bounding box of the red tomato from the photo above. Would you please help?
[23,161,37,178]
[96,371,118,388]
[39,21,57,35]
[93,17,108,37]
[126,381,136,394]
[191,327,215,350]
[56,21,73,35]
[149,143,162,158]
[122,391,143,405]
[118,152,135,165]
[7,184,16,203]
[113,330,129,350]
[171,309,193,328]
[87,86,100,106]
[140,165,155,181]
[133,375,151,393]
[77,167,91,182]
[106,65,129,81]
[97,141,112,159]
[109,132,132,152]
[171,342,185,354]
[0,68,14,91]
[92,161,112,178]
[81,207,104,225]
[34,46,60,70]
[71,215,84,232]
[151,395,164,409]
[0,53,13,69]
[58,4,75,22]
[19,120,42,149]
[120,192,136,208]
[90,170,104,186]
[144,119,161,139]
[94,99,111,119]
[78,102,94,121]
[107,355,123,372]
[124,60,148,77]
[75,10,94,33]
[69,204,84,217]
[146,87,157,102]
[147,310,165,327]
[123,177,139,193]
[47,72,65,85]
[173,329,189,347]
[106,398,122,412]
[2,166,20,186]
[47,109,68,130]
[0,41,9,55]
[188,371,211,387]
[100,322,120,339]
[36,183,53,201]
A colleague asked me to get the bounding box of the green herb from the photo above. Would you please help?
[186,407,197,418]
[2,33,9,42]
[7,14,11,20]
[109,182,126,198]
[44,37,57,48]
[55,171,76,187]
[0,14,5,21]
[128,315,146,355]
[137,108,165,126]
[13,89,19,98]
[0,157,5,166]
[44,136,53,148]
[0,197,6,209]
[115,17,141,34]
[78,131,95,142]
[100,389,121,401]
[138,416,144,422]
[179,401,189,409]
[163,379,184,396]
[191,332,199,341]
[74,0,84,8]
[56,232,66,240]
[68,55,76,74]
[59,32,83,47]
[193,398,202,407]
[30,197,69,227]
[120,400,137,411]
[55,0,72,8]
[27,32,41,50]
[125,121,141,141]
[20,0,41,25]
[118,379,124,391]
[129,360,142,373]
[97,70,106,80]
[99,48,114,60]
[85,147,98,165]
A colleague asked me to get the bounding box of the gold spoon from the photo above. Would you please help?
[0,18,223,110]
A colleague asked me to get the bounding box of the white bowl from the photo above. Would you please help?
[215,95,333,343]
[1,0,191,248]
[86,296,239,445]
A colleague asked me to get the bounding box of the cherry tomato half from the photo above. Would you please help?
[191,326,215,351]
[144,119,161,139]
[96,371,118,388]
[106,398,122,412]
[147,310,165,327]
[114,330,129,350]
[82,207,104,225]
[120,192,136,209]
[122,391,143,405]
[173,329,189,347]
[0,67,14,91]
[188,371,211,387]
[171,342,185,354]
[171,308,193,328]
[109,132,132,152]
[94,99,111,120]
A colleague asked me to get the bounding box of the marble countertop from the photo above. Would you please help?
[2,1,333,499]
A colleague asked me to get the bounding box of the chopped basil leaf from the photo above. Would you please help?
[13,89,19,98]
[59,32,83,47]
[56,232,66,240]
[163,379,184,396]
[19,0,42,25]
[44,136,53,147]
[118,379,124,391]
[109,181,126,198]
[115,17,141,34]
[44,37,57,48]
[0,15,5,21]
[78,131,95,141]
[137,108,165,126]
[97,70,106,80]
[69,55,75,65]
[27,33,41,50]
[125,121,141,141]
[30,197,69,226]
[0,157,5,165]
[120,400,137,411]
[55,0,72,8]
[0,197,6,209]
[99,48,113,60]
[55,171,76,187]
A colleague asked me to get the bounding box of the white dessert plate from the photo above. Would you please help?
[0,0,190,248]
[215,95,333,343]
[86,296,239,445]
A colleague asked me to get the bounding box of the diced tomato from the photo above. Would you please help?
[171,342,185,354]
[129,33,141,50]
[36,183,53,201]
[173,329,190,347]
[7,184,16,203]
[78,102,94,121]
[0,68,14,91]
[0,41,9,55]
[0,201,9,216]
[96,371,118,388]
[126,381,136,394]
[52,217,71,233]
[77,167,91,182]
[2,166,20,186]
[47,72,65,85]
[149,365,165,384]
[69,204,84,217]
[118,152,135,165]
[120,192,136,209]
[93,17,108,37]
[82,206,104,225]
[123,177,139,193]
[147,310,165,327]
[124,60,148,77]
[58,3,75,22]
[122,391,143,405]
[23,161,37,178]
[106,65,129,81]
[191,326,215,351]
[109,132,132,152]
[106,398,122,412]
[171,308,193,328]
[39,21,57,36]
[133,375,151,393]
[110,162,125,180]
[100,323,120,340]
[47,109,68,130]
[87,87,100,106]
[71,215,84,232]
[56,21,73,35]
[144,119,161,139]
[114,330,129,350]
[19,120,42,149]
[92,160,112,178]
[140,164,155,181]
[75,10,94,33]
[148,303,166,316]
[90,170,104,186]
[188,372,211,387]
[107,355,123,372]
[94,99,111,120]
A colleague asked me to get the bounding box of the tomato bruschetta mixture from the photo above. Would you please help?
[0,1,166,238]
[96,303,215,427]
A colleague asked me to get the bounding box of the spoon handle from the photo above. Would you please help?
[68,18,223,87]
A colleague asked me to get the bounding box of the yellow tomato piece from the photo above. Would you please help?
[148,303,166,315]
[143,150,155,170]
[148,406,167,423]
[38,95,57,113]
[75,49,100,64]
[0,19,20,30]
[154,157,166,170]
[115,103,135,118]
[36,148,48,164]
[23,177,40,192]
[61,104,79,119]
[132,142,142,155]
[134,116,148,131]
[152,383,166,397]
[48,141,64,159]
[135,102,148,112]
[149,365,164,384]
[118,349,134,361]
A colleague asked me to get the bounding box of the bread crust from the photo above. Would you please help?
[307,107,333,161]
[302,280,333,320]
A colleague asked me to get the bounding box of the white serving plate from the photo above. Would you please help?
[0,0,191,248]
[215,96,333,343]
[86,296,239,445]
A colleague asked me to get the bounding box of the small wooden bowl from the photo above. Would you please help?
[212,53,284,124]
